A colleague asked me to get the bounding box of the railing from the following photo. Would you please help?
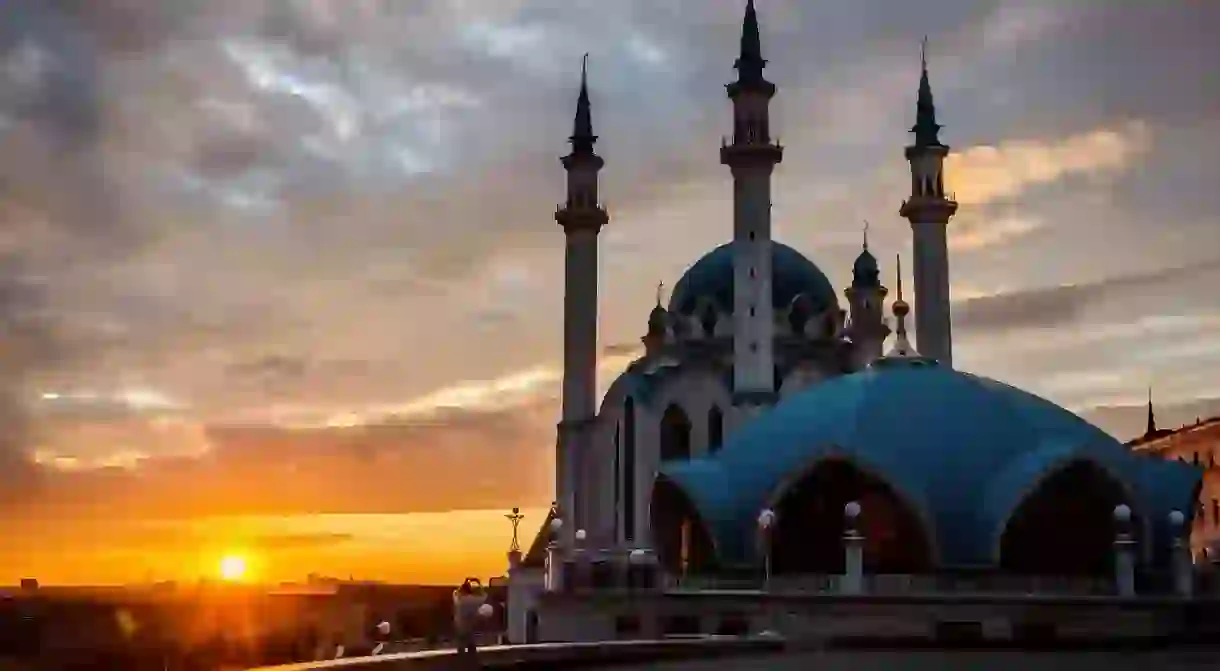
[665,573,1159,597]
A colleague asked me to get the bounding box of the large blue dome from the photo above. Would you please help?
[667,241,837,315]
[660,362,1201,568]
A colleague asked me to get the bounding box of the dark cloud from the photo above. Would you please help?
[954,258,1220,333]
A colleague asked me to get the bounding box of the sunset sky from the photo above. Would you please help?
[1,0,1218,585]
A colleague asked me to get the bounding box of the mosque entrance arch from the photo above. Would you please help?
[650,475,717,575]
[999,459,1137,576]
[768,458,933,575]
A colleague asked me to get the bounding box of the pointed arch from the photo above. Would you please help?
[660,403,692,462]
[707,406,724,453]
[765,455,934,574]
[650,474,719,575]
[997,458,1141,576]
[623,398,637,543]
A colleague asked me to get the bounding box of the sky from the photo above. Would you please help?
[1,0,1218,585]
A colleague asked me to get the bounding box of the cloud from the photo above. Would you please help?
[948,214,1043,252]
[953,258,1220,334]
[947,121,1151,206]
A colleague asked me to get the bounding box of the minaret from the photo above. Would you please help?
[720,0,784,409]
[554,55,608,543]
[899,39,958,367]
[845,223,890,368]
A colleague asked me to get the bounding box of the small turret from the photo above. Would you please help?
[642,282,671,355]
[845,222,889,368]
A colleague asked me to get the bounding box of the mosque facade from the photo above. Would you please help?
[503,0,1208,647]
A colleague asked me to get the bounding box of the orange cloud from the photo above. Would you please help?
[947,121,1152,206]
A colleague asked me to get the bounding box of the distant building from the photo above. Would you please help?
[18,579,37,591]
[1128,396,1220,560]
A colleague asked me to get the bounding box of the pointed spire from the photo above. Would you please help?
[911,36,943,147]
[570,54,596,154]
[887,254,917,358]
[1145,387,1158,437]
[733,0,767,86]
[862,220,870,251]
[655,281,665,307]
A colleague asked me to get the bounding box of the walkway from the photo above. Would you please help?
[593,649,1218,670]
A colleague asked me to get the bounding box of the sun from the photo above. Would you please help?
[218,555,247,581]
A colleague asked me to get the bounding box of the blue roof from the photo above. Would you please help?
[660,363,1202,568]
[667,241,838,315]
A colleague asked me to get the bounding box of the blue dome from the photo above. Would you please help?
[660,363,1201,568]
[667,241,837,315]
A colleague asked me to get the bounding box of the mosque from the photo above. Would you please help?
[503,0,1207,645]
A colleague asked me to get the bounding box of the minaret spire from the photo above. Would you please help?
[571,54,596,154]
[734,0,767,86]
[912,36,942,147]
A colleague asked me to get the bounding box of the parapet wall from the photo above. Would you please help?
[242,636,786,670]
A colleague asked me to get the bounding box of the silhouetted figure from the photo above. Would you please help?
[453,578,487,667]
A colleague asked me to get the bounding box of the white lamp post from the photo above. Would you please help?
[757,508,776,590]
[1113,504,1136,597]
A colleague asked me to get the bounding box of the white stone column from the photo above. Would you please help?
[1169,510,1194,598]
[842,501,864,595]
[1113,504,1136,597]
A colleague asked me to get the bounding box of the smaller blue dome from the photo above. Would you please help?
[667,241,837,315]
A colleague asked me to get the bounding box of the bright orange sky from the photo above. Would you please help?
[3,509,549,586]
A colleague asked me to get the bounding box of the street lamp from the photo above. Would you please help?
[757,508,776,590]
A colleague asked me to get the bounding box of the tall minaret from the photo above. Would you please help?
[555,56,608,542]
[899,39,958,367]
[720,0,783,409]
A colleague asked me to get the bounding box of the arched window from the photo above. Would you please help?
[613,425,621,539]
[660,404,692,462]
[623,399,636,543]
[707,406,724,453]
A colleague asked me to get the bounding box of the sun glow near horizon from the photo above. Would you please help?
[218,554,248,581]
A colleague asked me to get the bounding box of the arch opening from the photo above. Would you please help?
[707,406,724,453]
[660,404,692,462]
[650,476,717,575]
[999,459,1136,576]
[770,459,933,575]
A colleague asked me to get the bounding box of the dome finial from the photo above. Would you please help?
[862,219,870,251]
[885,253,919,359]
[656,280,665,307]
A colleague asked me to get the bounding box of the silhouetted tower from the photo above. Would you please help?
[720,0,784,411]
[555,56,608,542]
[899,39,958,367]
[845,223,890,367]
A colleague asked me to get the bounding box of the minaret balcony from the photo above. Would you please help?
[719,139,783,167]
[555,204,609,232]
[899,194,958,222]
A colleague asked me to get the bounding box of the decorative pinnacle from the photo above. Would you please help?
[911,36,943,147]
[655,281,665,307]
[570,54,596,153]
[862,220,870,251]
[887,254,917,358]
[1145,386,1158,437]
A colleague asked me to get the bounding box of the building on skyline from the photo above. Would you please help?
[502,0,1206,647]
[1128,393,1220,560]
